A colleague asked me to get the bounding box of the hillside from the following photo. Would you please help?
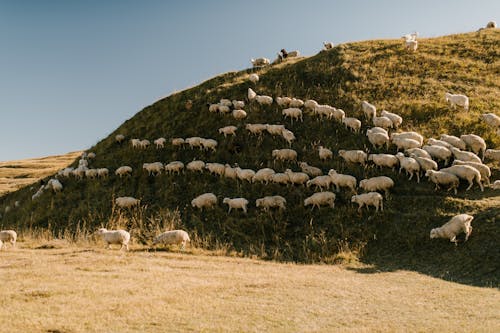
[1,29,499,286]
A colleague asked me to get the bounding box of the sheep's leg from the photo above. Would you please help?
[466,180,473,191]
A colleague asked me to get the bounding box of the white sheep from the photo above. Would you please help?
[266,124,286,136]
[281,129,296,147]
[255,95,273,106]
[256,196,286,211]
[152,230,190,250]
[318,146,333,160]
[46,178,63,192]
[224,164,238,180]
[200,138,218,152]
[289,98,304,108]
[271,172,290,185]
[186,160,206,172]
[285,169,309,186]
[491,180,500,190]
[185,137,203,150]
[314,104,336,119]
[304,99,319,110]
[218,105,231,114]
[0,230,17,248]
[411,155,438,175]
[208,103,220,113]
[232,109,247,120]
[191,193,217,210]
[219,99,232,107]
[165,161,184,175]
[232,100,245,110]
[299,162,323,177]
[425,170,460,195]
[343,117,362,133]
[115,196,140,209]
[368,154,399,171]
[395,153,420,182]
[328,169,357,193]
[452,160,491,186]
[361,101,376,120]
[115,166,133,178]
[359,176,394,198]
[245,123,268,136]
[130,138,141,149]
[328,108,345,122]
[405,148,432,159]
[96,228,130,251]
[84,169,97,179]
[445,93,469,111]
[223,197,249,214]
[115,134,125,144]
[218,126,237,138]
[72,166,88,180]
[404,38,418,52]
[171,138,185,147]
[427,138,453,150]
[307,175,333,191]
[248,88,257,101]
[422,145,452,165]
[366,130,390,150]
[392,137,421,151]
[480,113,500,128]
[154,137,166,149]
[249,73,259,83]
[205,163,225,177]
[430,214,473,244]
[143,162,164,176]
[282,108,303,123]
[253,168,276,184]
[272,149,298,162]
[460,134,486,158]
[97,168,109,179]
[372,115,393,129]
[235,167,256,183]
[440,165,483,191]
[368,127,389,135]
[484,149,500,162]
[276,96,291,107]
[486,21,497,28]
[351,192,383,212]
[251,57,270,67]
[440,134,466,150]
[450,147,482,164]
[139,139,150,149]
[323,41,334,50]
[304,192,336,210]
[380,110,403,128]
[338,150,367,166]
[391,131,424,145]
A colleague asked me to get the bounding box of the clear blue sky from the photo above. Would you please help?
[0,0,498,161]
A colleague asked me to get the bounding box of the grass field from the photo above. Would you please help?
[1,241,498,333]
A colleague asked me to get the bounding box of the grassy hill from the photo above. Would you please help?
[1,29,499,287]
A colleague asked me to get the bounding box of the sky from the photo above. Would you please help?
[0,0,498,161]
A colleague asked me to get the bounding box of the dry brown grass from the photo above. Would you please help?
[1,242,498,333]
[0,151,81,196]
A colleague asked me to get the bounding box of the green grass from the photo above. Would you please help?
[1,29,499,287]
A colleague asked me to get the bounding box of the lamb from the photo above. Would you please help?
[351,192,383,212]
[171,138,185,147]
[115,134,125,144]
[223,197,249,214]
[480,113,500,128]
[484,149,500,162]
[115,166,133,178]
[318,146,333,160]
[323,41,334,50]
[380,110,403,128]
[372,115,393,129]
[154,137,167,149]
[368,154,399,171]
[391,132,424,145]
[272,149,298,162]
[186,160,206,172]
[232,100,245,110]
[255,95,273,106]
[328,169,357,193]
[251,57,270,67]
[304,192,336,210]
[255,196,286,211]
[452,160,491,185]
[115,196,140,209]
[289,98,304,108]
[282,108,303,123]
[366,130,390,149]
[299,162,323,177]
[235,167,256,183]
[338,149,367,166]
[218,126,238,137]
[445,93,469,111]
[343,117,362,133]
[359,176,394,198]
[440,134,466,150]
[232,109,247,120]
[422,145,452,165]
[253,168,276,184]
[143,162,163,176]
[307,175,333,191]
[430,214,473,244]
[392,137,421,151]
[425,170,460,194]
[450,147,482,164]
[395,153,420,182]
[281,129,296,147]
[205,163,225,177]
[152,230,190,250]
[164,161,184,175]
[97,168,109,178]
[248,88,257,101]
[440,165,483,191]
[460,134,486,159]
[361,101,376,120]
[200,138,218,152]
[285,169,309,186]
[245,123,268,136]
[0,230,17,248]
[96,228,130,251]
[249,73,259,83]
[191,193,217,210]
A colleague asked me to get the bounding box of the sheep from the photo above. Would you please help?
[440,165,483,191]
[46,178,63,192]
[406,148,432,159]
[480,113,500,128]
[96,228,130,251]
[130,138,141,148]
[218,126,237,138]
[253,168,276,184]
[452,160,491,185]
[323,41,334,50]
[318,146,333,160]
[299,162,323,177]
[430,214,473,244]
[249,73,259,83]
[191,193,217,210]
[266,124,286,136]
[395,153,421,182]
[255,95,273,106]
[380,110,403,128]
[276,97,291,107]
[314,104,336,118]
[411,155,438,175]
[185,137,203,150]
[115,134,125,144]
[256,196,286,211]
[218,105,231,114]
[248,88,257,101]
[282,108,303,123]
[351,192,383,212]
[165,161,184,175]
[460,134,486,158]
[359,176,394,198]
[223,197,249,214]
[219,99,232,107]
[392,137,421,151]
[154,137,167,149]
[143,162,164,176]
[445,93,469,111]
[486,21,497,28]
[272,149,298,162]
[369,127,389,135]
[87,152,96,159]
[391,131,424,145]
[338,149,367,166]
[115,196,140,209]
[404,38,418,52]
[427,138,453,150]
[115,166,133,178]
[328,169,357,193]
[450,147,482,164]
[281,129,296,147]
[372,115,393,129]
[232,100,245,110]
[285,169,309,186]
[307,175,333,191]
[361,101,376,120]
[289,98,304,108]
[251,57,270,67]
[366,130,390,150]
[200,138,218,152]
[425,170,460,194]
[304,99,318,110]
[304,192,336,210]
[282,49,300,58]
[97,168,109,179]
[245,123,268,136]
[224,164,238,179]
[440,134,466,150]
[139,139,150,149]
[368,154,399,171]
[171,138,185,147]
[484,149,500,162]
[152,230,190,250]
[186,160,206,172]
[208,103,220,113]
[328,108,345,122]
[422,145,452,165]
[72,166,88,180]
[0,230,17,249]
[232,109,247,120]
[85,169,98,179]
[491,180,500,190]
[343,117,362,133]
[205,163,225,177]
[235,167,256,182]
[271,172,290,185]
[32,185,45,201]
[58,167,74,178]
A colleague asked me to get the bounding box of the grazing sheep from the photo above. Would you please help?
[304,99,319,110]
[380,110,403,128]
[255,95,273,106]
[97,168,109,179]
[248,88,257,101]
[256,196,286,211]
[427,138,453,150]
[185,137,203,150]
[445,93,469,111]
[314,104,336,119]
[422,145,452,165]
[440,134,466,150]
[406,148,432,159]
[484,149,500,162]
[235,167,256,183]
[249,73,259,83]
[361,101,376,120]
[139,139,150,149]
[491,180,500,190]
[486,21,497,28]
[318,146,333,160]
[154,137,167,149]
[115,134,125,144]
[425,170,460,194]
[391,131,424,145]
[223,197,249,214]
[285,169,309,186]
[480,113,500,128]
[307,175,333,191]
[328,169,357,193]
[218,126,238,138]
[393,137,421,151]
[351,192,383,212]
[440,165,483,191]
[232,100,245,109]
[368,154,399,171]
[395,153,421,182]
[271,172,290,185]
[232,109,247,120]
[282,108,303,123]
[411,155,438,175]
[205,163,225,177]
[359,176,394,198]
[304,192,336,210]
[323,41,334,50]
[165,161,184,175]
[369,127,389,135]
[460,134,486,159]
[404,38,418,52]
[276,97,291,107]
[46,178,63,192]
[343,117,362,133]
[219,99,232,107]
[143,162,163,176]
[430,214,473,244]
[328,108,345,122]
[200,138,218,152]
[191,193,217,210]
[253,168,276,184]
[366,130,390,149]
[208,103,220,113]
[281,129,296,147]
[245,123,268,136]
[450,147,482,164]
[152,230,190,250]
[289,98,304,108]
[299,162,323,177]
[96,228,130,251]
[266,124,286,136]
[115,196,140,209]
[171,138,185,147]
[338,150,367,166]
[115,166,133,178]
[251,57,270,67]
[186,160,206,173]
[224,164,238,179]
[130,138,141,148]
[0,230,17,248]
[272,149,298,162]
[372,115,393,129]
[452,160,491,185]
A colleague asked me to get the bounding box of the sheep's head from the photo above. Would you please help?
[429,228,440,239]
[96,228,107,235]
[223,198,230,204]
[350,196,358,203]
